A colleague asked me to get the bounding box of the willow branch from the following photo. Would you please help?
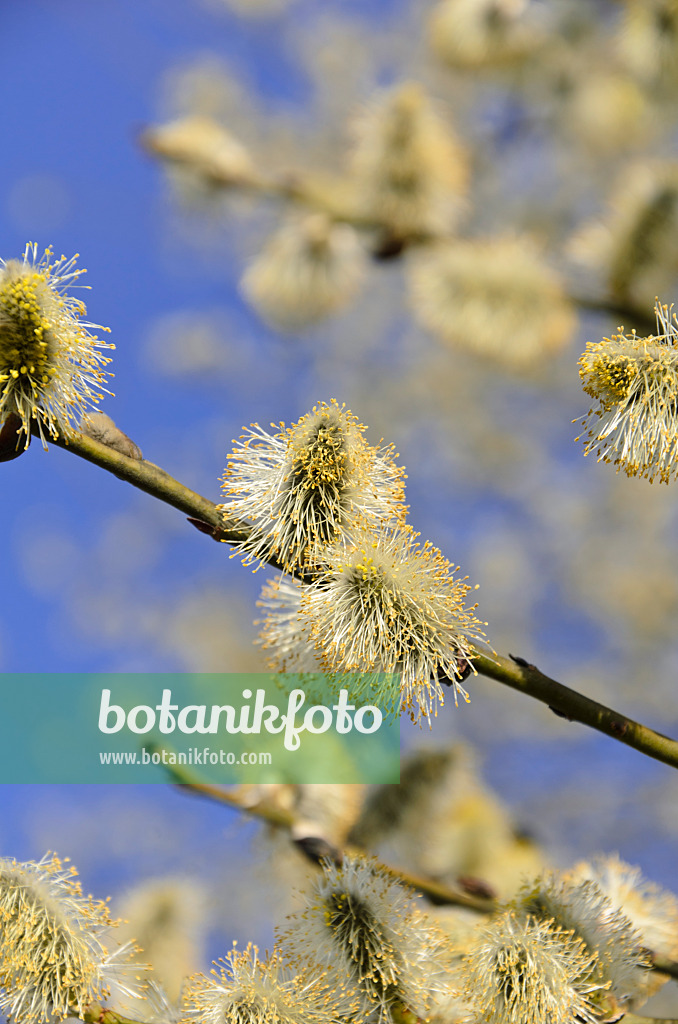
[41,425,678,773]
[81,1005,145,1024]
[153,748,495,913]
[651,955,678,982]
[471,650,678,772]
[141,138,662,327]
[38,425,284,577]
[154,752,678,986]
[570,294,656,333]
[39,425,240,534]
[140,131,387,231]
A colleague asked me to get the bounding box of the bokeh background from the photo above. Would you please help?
[3,0,678,1007]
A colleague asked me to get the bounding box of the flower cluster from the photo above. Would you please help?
[259,526,484,721]
[220,400,406,571]
[0,853,137,1024]
[281,855,458,1022]
[460,911,602,1024]
[617,0,678,92]
[428,0,540,70]
[348,746,545,899]
[144,78,578,359]
[349,81,468,239]
[409,236,575,368]
[570,162,678,310]
[457,859,678,1024]
[221,399,485,722]
[515,871,650,1014]
[184,944,357,1024]
[142,114,256,191]
[0,244,113,447]
[577,299,678,482]
[241,214,367,333]
[567,854,678,961]
[0,845,675,1024]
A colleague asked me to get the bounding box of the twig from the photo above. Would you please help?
[155,750,496,913]
[140,130,385,230]
[570,294,657,334]
[154,751,678,989]
[472,651,678,772]
[37,425,243,538]
[651,955,678,982]
[141,136,661,332]
[81,1005,145,1024]
[37,424,678,773]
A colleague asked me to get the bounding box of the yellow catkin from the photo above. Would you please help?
[0,244,113,446]
[577,300,678,483]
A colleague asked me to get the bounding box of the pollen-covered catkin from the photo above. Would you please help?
[183,944,360,1024]
[0,244,113,446]
[349,82,468,239]
[281,856,457,1022]
[515,872,651,1014]
[0,853,137,1024]
[409,236,576,368]
[577,299,678,482]
[219,400,406,571]
[460,910,604,1024]
[288,525,485,722]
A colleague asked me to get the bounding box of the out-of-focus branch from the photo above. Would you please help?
[154,749,496,913]
[651,955,678,982]
[570,294,656,334]
[81,1005,145,1024]
[140,128,387,231]
[40,425,678,773]
[141,133,660,331]
[154,753,678,988]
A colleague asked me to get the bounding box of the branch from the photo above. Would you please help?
[140,130,391,232]
[81,1005,145,1024]
[39,425,244,538]
[471,651,678,772]
[153,748,496,913]
[141,136,662,329]
[570,294,656,334]
[156,752,678,992]
[651,955,678,982]
[38,425,678,773]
